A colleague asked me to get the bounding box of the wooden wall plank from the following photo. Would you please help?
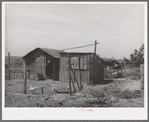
[92,54,105,83]
[59,53,90,83]
[59,54,68,82]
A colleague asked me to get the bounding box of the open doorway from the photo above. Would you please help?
[46,60,54,79]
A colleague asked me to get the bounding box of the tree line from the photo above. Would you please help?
[123,44,144,67]
[103,44,144,69]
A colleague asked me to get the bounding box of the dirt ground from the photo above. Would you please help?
[5,77,144,107]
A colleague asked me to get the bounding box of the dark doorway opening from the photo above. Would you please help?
[46,60,54,79]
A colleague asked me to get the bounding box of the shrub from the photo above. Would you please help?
[123,67,141,80]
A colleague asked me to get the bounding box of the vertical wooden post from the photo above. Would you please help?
[43,57,46,80]
[41,65,42,75]
[92,54,94,83]
[93,41,97,83]
[28,64,30,79]
[140,64,144,98]
[22,73,24,79]
[23,60,27,94]
[44,57,46,79]
[14,71,15,79]
[88,56,90,85]
[78,55,81,89]
[13,59,15,79]
[8,52,10,80]
[68,53,72,95]
[94,40,97,54]
[70,74,76,92]
[34,63,36,80]
[45,58,47,80]
[53,59,55,80]
[41,87,44,95]
[70,67,80,90]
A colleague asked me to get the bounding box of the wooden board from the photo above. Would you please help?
[59,55,68,82]
[59,53,90,83]
[91,54,105,83]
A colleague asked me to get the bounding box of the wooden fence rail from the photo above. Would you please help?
[5,73,24,80]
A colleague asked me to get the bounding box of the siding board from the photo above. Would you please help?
[59,53,106,84]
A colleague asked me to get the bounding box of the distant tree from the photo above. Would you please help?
[103,57,117,70]
[130,44,144,67]
[123,57,132,64]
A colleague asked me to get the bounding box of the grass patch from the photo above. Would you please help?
[123,67,141,80]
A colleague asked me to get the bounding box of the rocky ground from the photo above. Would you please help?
[5,77,144,107]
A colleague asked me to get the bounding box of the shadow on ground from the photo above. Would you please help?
[94,79,113,85]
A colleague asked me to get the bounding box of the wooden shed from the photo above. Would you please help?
[59,52,107,85]
[22,47,64,81]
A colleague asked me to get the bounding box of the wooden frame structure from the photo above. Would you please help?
[22,48,64,81]
[59,52,107,86]
[22,47,64,94]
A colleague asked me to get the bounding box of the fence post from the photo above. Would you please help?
[45,58,47,80]
[23,60,27,94]
[94,40,97,54]
[41,65,42,75]
[41,87,44,95]
[140,64,144,98]
[68,53,72,95]
[8,52,10,80]
[78,55,82,89]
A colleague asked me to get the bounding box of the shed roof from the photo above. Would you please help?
[60,52,94,54]
[23,47,65,60]
[60,52,106,64]
[40,48,65,58]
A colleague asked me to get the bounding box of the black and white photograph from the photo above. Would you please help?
[2,1,148,120]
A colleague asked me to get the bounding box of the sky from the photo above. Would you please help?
[4,3,145,59]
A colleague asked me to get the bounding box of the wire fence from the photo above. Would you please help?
[5,68,24,80]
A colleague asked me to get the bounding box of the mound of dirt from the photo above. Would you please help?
[115,90,141,99]
[122,80,141,91]
[111,98,144,107]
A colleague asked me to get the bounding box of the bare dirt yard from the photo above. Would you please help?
[5,76,144,107]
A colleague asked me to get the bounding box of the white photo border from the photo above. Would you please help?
[2,1,148,120]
